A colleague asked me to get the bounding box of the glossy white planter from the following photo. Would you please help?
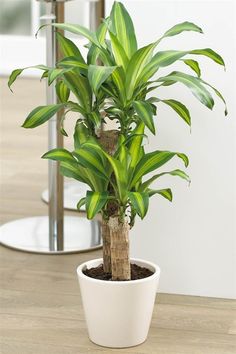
[77,258,160,348]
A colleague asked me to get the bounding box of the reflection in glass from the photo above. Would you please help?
[0,0,31,36]
[40,0,88,37]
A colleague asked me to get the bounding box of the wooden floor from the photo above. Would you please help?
[1,78,236,354]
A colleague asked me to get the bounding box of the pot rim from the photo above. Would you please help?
[77,257,160,285]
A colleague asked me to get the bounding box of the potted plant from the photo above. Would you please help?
[9,1,227,348]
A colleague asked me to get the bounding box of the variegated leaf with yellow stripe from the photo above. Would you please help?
[63,70,92,110]
[22,104,64,128]
[181,59,201,77]
[42,148,76,163]
[8,65,49,91]
[48,68,69,85]
[161,99,191,126]
[109,30,129,70]
[133,101,156,134]
[139,169,190,192]
[190,48,225,68]
[51,23,100,47]
[162,21,203,38]
[125,43,156,100]
[86,191,108,219]
[77,197,86,211]
[57,56,88,72]
[148,188,173,201]
[157,71,214,110]
[74,122,89,149]
[128,123,145,184]
[73,146,108,181]
[110,1,137,59]
[60,161,92,187]
[88,65,117,95]
[56,81,70,103]
[131,150,189,187]
[56,32,85,61]
[128,192,149,219]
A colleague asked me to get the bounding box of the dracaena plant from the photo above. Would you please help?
[8,2,227,280]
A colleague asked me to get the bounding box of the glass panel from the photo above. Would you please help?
[0,0,31,36]
[40,0,88,37]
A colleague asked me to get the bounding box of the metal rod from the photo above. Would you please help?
[45,1,64,251]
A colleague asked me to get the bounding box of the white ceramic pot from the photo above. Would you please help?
[77,258,160,348]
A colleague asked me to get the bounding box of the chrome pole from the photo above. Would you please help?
[44,0,64,251]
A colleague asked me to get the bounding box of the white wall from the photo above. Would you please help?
[106,0,236,298]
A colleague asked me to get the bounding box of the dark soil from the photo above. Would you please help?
[83,263,154,281]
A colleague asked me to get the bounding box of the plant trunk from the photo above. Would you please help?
[109,216,131,281]
[101,219,111,273]
[99,129,119,274]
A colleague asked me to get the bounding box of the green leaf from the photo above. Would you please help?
[8,69,24,90]
[163,22,203,38]
[67,101,86,115]
[133,101,156,134]
[63,70,92,110]
[105,106,125,119]
[60,126,68,137]
[82,141,128,204]
[109,30,129,70]
[136,47,221,87]
[22,104,64,128]
[8,65,49,91]
[88,111,102,132]
[41,148,75,163]
[60,161,91,186]
[137,50,188,84]
[74,146,108,181]
[57,56,88,72]
[157,71,214,110]
[112,66,126,104]
[97,19,109,44]
[190,48,225,68]
[126,43,156,99]
[128,192,149,219]
[181,59,201,77]
[128,123,145,172]
[139,169,190,192]
[52,23,100,46]
[74,122,89,149]
[86,191,108,219]
[116,135,131,171]
[131,150,189,187]
[56,32,85,62]
[105,154,128,203]
[88,65,117,95]
[148,188,173,201]
[161,99,191,126]
[77,197,86,210]
[198,79,228,116]
[40,71,49,80]
[56,81,70,103]
[48,68,69,85]
[110,1,137,58]
[87,20,110,65]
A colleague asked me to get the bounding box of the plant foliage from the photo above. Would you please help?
[9,1,227,228]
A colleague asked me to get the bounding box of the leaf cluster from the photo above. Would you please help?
[8,1,227,226]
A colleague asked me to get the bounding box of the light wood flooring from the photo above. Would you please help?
[1,78,236,354]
